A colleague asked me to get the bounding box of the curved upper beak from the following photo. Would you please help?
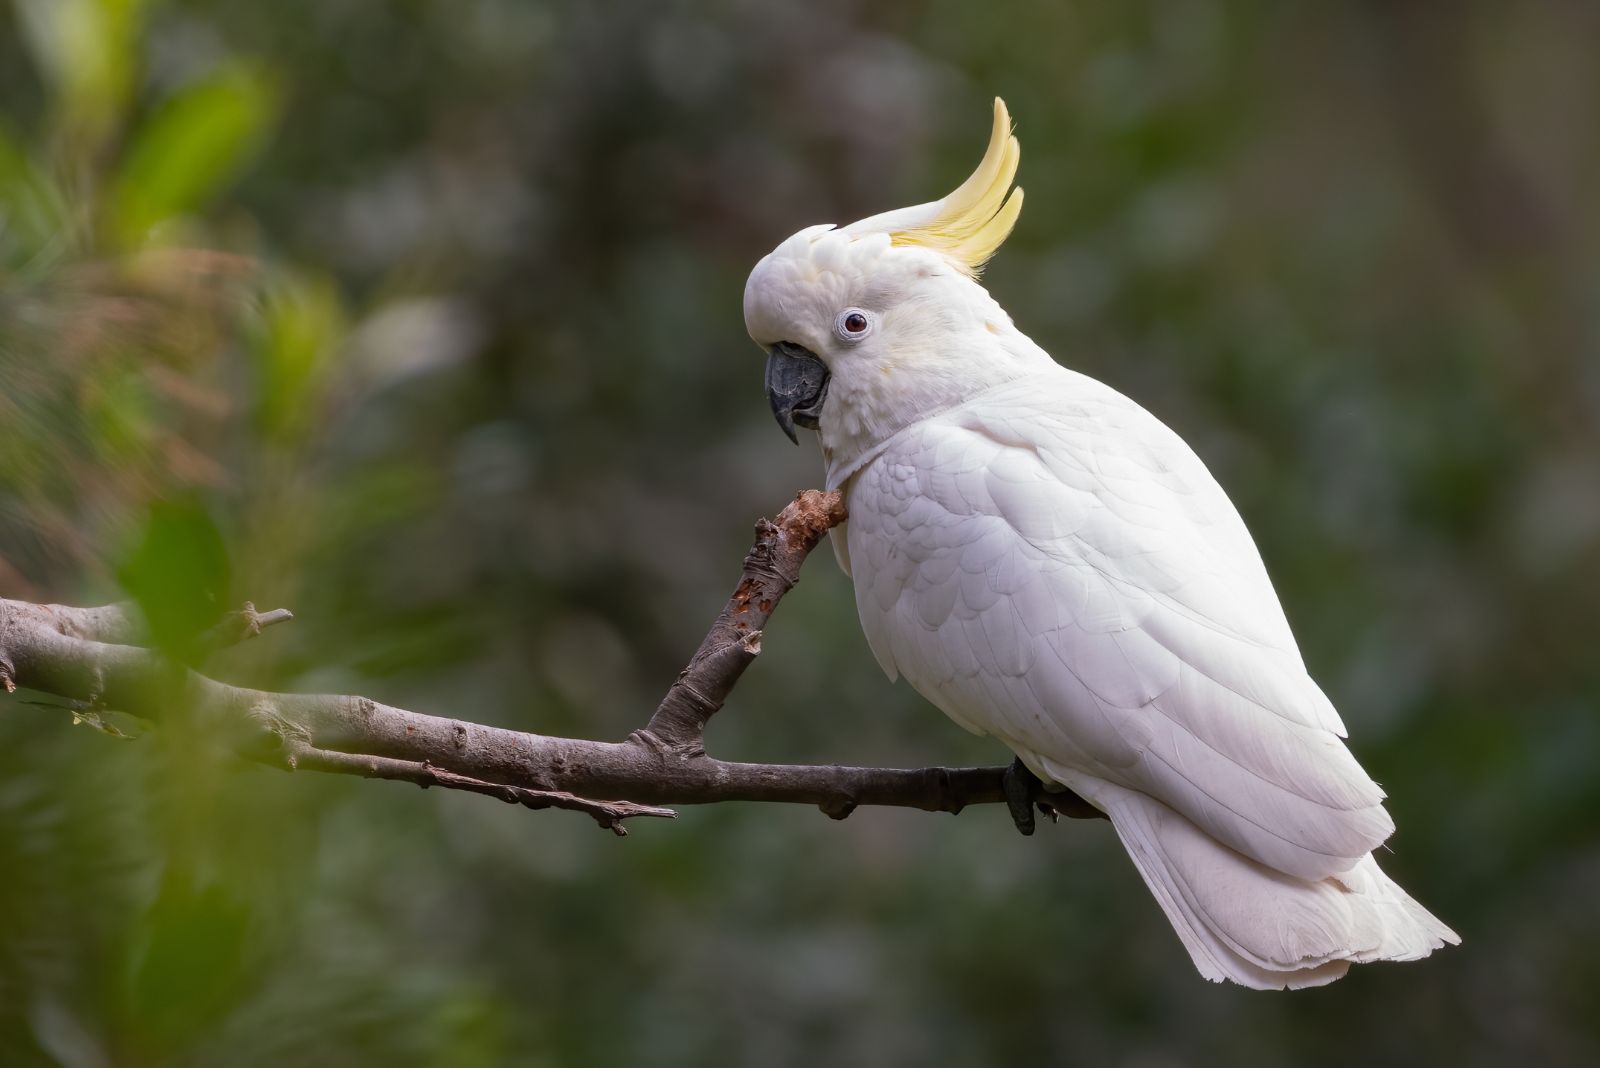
[764,342,831,445]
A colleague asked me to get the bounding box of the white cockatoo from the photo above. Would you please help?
[745,98,1458,988]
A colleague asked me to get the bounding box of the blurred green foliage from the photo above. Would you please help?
[115,496,229,660]
[110,62,276,246]
[1,1,1598,1065]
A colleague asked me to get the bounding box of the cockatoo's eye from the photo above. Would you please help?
[836,309,873,341]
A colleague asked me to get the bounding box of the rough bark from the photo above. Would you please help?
[0,490,1095,834]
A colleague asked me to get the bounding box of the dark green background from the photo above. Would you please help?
[2,2,1597,1064]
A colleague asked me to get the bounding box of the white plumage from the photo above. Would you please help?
[744,99,1458,988]
[842,373,1455,987]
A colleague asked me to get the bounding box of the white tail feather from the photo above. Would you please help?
[1096,783,1459,990]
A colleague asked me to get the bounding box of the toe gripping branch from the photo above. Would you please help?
[1003,757,1105,835]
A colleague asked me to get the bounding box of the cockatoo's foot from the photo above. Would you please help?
[1003,756,1057,836]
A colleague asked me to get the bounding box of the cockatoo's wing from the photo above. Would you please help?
[846,368,1393,882]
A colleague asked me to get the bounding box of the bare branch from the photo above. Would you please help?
[24,599,294,649]
[26,602,147,645]
[0,491,1096,833]
[641,488,847,750]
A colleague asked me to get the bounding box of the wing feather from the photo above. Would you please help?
[847,370,1385,879]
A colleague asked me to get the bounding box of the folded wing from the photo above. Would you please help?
[847,371,1391,881]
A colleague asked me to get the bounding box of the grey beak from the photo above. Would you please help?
[764,342,831,445]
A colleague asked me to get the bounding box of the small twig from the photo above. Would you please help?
[284,744,675,835]
[20,697,135,738]
[201,601,296,651]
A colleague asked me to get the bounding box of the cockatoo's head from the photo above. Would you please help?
[745,98,1046,484]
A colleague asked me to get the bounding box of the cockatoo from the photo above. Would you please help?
[745,98,1458,988]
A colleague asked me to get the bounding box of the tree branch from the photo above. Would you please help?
[22,599,294,650]
[0,490,1096,834]
[640,488,847,750]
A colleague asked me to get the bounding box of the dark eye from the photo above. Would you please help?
[836,309,872,340]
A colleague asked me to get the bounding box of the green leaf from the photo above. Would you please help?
[13,0,147,143]
[252,273,345,440]
[111,63,279,246]
[115,496,231,662]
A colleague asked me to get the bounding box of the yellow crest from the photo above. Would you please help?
[846,98,1023,277]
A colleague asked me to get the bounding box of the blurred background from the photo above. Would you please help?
[2,1,1598,1064]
